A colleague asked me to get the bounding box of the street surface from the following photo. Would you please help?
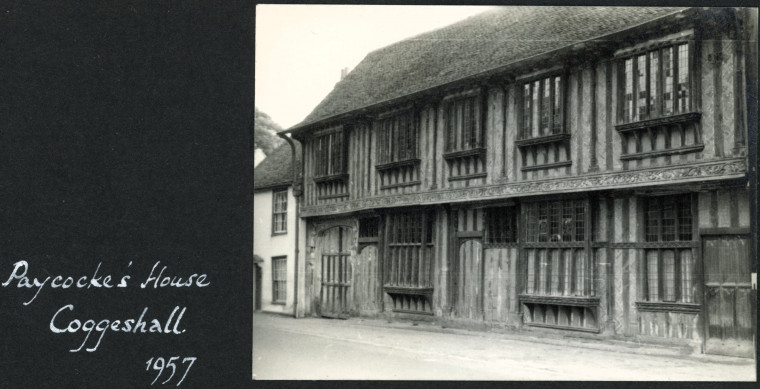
[253,312,755,381]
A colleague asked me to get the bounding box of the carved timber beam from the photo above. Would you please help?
[301,158,747,218]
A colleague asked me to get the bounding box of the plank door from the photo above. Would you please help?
[354,245,380,315]
[254,264,262,311]
[703,235,755,357]
[319,226,353,318]
[452,239,483,320]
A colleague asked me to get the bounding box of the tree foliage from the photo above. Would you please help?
[254,107,284,156]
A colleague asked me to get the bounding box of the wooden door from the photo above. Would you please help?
[319,226,352,318]
[354,245,380,315]
[254,264,262,311]
[452,239,483,320]
[703,235,754,357]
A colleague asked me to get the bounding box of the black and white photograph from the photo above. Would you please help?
[254,5,758,381]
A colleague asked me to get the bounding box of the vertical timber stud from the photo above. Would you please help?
[518,199,527,326]
[378,212,385,313]
[590,62,598,171]
[383,213,391,313]
[447,205,457,317]
[692,190,706,351]
[514,201,523,326]
[584,197,592,298]
[712,38,724,157]
[431,101,438,189]
[481,84,488,161]
[502,83,509,179]
[605,195,615,334]
[636,196,646,334]
[480,209,486,321]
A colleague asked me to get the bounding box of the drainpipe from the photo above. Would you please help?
[278,132,302,318]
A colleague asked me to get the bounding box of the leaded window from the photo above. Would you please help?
[645,194,692,242]
[520,75,565,139]
[524,199,586,243]
[444,95,482,152]
[620,43,692,124]
[485,206,518,246]
[643,194,695,303]
[376,109,417,165]
[313,130,346,178]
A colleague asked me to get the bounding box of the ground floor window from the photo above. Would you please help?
[643,193,695,303]
[272,256,287,304]
[484,206,518,246]
[645,248,694,303]
[523,198,592,296]
[384,210,435,314]
[384,210,434,287]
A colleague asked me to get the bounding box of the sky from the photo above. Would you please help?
[255,4,495,129]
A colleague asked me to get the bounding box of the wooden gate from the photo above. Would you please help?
[452,239,483,320]
[319,226,352,318]
[703,235,754,357]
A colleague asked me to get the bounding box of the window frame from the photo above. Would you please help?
[312,127,348,182]
[641,193,697,304]
[375,106,419,168]
[271,189,288,235]
[617,40,695,125]
[484,206,519,248]
[271,256,287,304]
[520,196,594,299]
[442,88,485,154]
[523,198,588,244]
[518,71,567,141]
[383,209,435,288]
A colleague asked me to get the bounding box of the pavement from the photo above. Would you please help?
[253,311,756,380]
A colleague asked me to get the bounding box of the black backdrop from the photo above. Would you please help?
[1,2,252,387]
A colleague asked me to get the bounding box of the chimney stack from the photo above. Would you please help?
[340,67,348,81]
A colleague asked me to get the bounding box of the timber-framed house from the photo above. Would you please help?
[281,7,758,358]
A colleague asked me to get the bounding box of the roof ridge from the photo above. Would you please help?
[290,6,694,133]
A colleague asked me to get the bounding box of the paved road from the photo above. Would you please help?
[253,313,755,381]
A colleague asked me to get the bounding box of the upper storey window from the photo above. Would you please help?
[376,108,417,165]
[312,127,349,200]
[515,72,570,172]
[615,39,702,161]
[444,94,482,153]
[442,89,487,181]
[520,75,565,139]
[313,129,347,180]
[375,108,421,190]
[620,43,692,123]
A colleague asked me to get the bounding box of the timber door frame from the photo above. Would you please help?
[448,203,487,321]
[699,228,754,357]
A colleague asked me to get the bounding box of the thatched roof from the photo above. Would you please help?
[289,6,687,133]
